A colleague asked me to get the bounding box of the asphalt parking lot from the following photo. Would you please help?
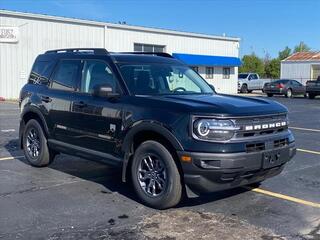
[0,96,320,240]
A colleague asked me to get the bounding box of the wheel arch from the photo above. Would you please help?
[20,106,49,149]
[121,121,184,182]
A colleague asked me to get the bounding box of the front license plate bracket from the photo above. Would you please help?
[263,151,282,169]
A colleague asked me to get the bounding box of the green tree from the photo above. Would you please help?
[278,46,291,60]
[293,42,311,53]
[265,58,281,79]
[239,54,265,77]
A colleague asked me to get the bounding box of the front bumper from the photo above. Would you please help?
[178,142,296,194]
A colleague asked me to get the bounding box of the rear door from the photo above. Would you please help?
[47,59,82,144]
[70,58,124,160]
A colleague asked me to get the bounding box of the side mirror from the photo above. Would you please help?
[209,84,216,92]
[93,84,119,98]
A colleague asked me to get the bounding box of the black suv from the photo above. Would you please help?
[19,48,296,209]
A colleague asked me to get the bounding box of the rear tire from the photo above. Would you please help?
[285,88,293,98]
[131,140,182,209]
[23,119,55,167]
[267,93,273,97]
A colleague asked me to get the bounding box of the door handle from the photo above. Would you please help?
[74,101,87,108]
[41,95,52,103]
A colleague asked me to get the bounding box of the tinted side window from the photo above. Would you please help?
[291,80,302,86]
[51,60,81,91]
[80,60,119,94]
[251,74,258,80]
[29,60,55,85]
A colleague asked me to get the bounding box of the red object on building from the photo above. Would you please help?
[0,97,5,101]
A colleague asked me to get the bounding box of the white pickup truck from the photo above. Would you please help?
[238,73,271,93]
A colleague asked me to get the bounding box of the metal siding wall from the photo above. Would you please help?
[198,67,236,94]
[281,62,313,85]
[105,27,239,57]
[0,14,104,99]
[105,27,239,94]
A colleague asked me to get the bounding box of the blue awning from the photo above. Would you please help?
[172,53,241,67]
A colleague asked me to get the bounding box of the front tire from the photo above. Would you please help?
[131,140,182,209]
[240,84,248,93]
[23,119,55,167]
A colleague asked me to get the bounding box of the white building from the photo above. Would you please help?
[0,10,241,99]
[281,52,320,85]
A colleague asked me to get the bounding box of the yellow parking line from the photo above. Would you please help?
[297,148,320,155]
[290,126,320,133]
[245,187,320,208]
[0,156,24,161]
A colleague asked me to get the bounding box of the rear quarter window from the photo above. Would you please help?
[28,60,55,85]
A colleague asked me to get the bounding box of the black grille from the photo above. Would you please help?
[274,138,288,148]
[246,143,265,153]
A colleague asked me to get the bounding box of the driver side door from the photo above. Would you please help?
[70,59,124,162]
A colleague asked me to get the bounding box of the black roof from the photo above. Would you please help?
[110,53,183,65]
[36,48,184,65]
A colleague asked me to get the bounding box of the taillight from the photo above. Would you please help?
[277,83,284,88]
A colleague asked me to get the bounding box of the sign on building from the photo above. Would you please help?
[0,27,19,43]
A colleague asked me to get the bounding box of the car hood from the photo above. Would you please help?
[147,94,287,117]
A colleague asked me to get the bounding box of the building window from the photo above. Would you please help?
[134,43,165,53]
[206,67,214,79]
[191,66,199,73]
[223,67,231,79]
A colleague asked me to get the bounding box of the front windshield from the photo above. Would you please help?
[238,74,249,79]
[119,63,213,95]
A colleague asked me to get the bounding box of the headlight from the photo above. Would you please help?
[193,118,239,141]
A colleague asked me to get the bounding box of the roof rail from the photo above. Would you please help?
[119,52,174,58]
[45,48,109,55]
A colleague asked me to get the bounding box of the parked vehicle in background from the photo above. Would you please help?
[19,48,296,209]
[263,79,306,98]
[238,73,271,93]
[306,76,320,99]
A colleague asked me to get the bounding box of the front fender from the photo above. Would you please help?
[122,120,184,153]
[121,120,184,182]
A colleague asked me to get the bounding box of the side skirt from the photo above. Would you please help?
[48,139,123,167]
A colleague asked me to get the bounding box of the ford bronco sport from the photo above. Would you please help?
[19,48,296,209]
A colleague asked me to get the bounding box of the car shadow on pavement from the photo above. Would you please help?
[5,138,251,208]
[177,187,250,208]
[46,154,251,208]
[48,154,141,202]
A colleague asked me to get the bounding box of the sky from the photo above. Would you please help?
[0,0,319,58]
